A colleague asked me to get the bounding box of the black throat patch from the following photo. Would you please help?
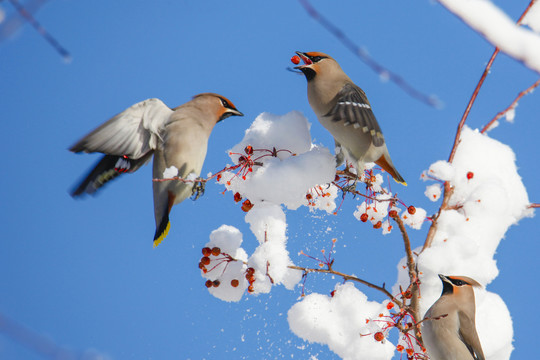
[300,67,316,82]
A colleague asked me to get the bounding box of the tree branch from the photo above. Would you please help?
[287,265,403,308]
[481,78,540,133]
[425,1,536,252]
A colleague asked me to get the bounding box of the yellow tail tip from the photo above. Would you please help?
[153,221,171,248]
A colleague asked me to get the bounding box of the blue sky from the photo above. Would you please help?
[1,1,538,359]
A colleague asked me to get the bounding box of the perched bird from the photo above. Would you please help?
[70,93,243,247]
[422,274,485,360]
[294,51,406,185]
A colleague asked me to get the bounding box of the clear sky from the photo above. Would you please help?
[1,1,538,359]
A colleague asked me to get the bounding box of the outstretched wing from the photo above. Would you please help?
[70,98,173,158]
[325,83,384,147]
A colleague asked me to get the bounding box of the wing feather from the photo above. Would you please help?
[70,98,173,159]
[458,310,485,360]
[326,83,384,147]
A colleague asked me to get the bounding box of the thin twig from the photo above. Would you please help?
[529,203,540,208]
[287,265,403,308]
[481,78,540,133]
[425,1,537,252]
[297,0,441,108]
[8,0,71,61]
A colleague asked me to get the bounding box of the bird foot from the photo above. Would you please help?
[191,179,206,200]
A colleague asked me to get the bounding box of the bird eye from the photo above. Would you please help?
[452,279,465,286]
[311,56,324,62]
[220,98,230,108]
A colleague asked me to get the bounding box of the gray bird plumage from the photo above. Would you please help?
[294,51,406,185]
[70,93,243,247]
[422,274,485,360]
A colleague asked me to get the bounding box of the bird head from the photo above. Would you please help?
[438,274,482,297]
[192,93,244,122]
[294,51,335,81]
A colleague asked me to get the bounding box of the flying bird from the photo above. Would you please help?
[422,274,485,360]
[294,51,406,185]
[70,93,243,247]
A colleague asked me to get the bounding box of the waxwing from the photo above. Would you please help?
[294,51,406,185]
[422,274,485,360]
[70,93,243,247]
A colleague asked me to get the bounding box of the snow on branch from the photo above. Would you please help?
[437,0,540,73]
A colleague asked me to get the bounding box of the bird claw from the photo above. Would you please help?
[341,181,358,198]
[191,179,206,200]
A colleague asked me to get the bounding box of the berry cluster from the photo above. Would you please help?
[364,304,427,360]
[245,267,256,293]
[199,246,257,292]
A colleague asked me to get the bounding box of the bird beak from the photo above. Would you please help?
[294,51,313,69]
[438,274,450,283]
[219,108,244,122]
[227,108,244,117]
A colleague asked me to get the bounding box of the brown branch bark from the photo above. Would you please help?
[481,78,540,133]
[287,265,403,308]
[391,214,422,342]
[424,1,537,252]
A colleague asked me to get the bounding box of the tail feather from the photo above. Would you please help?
[153,191,176,248]
[375,155,407,186]
[153,216,170,248]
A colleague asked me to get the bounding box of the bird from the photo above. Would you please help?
[422,274,485,360]
[293,51,406,185]
[70,93,243,247]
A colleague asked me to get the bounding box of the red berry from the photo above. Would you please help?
[244,145,254,155]
[396,345,404,352]
[246,267,255,275]
[248,285,254,293]
[467,171,474,180]
[211,247,221,256]
[386,302,394,310]
[360,213,369,222]
[291,55,301,65]
[407,206,416,215]
[231,279,239,287]
[216,174,222,182]
[205,280,213,288]
[306,193,313,200]
[202,247,212,256]
[238,155,246,163]
[388,210,398,218]
[234,192,242,202]
[374,332,385,342]
[198,262,206,270]
[201,256,211,265]
[330,290,336,297]
[212,280,220,287]
[373,221,382,229]
[241,199,254,212]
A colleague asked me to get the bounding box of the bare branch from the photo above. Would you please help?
[287,265,403,308]
[481,78,540,133]
[7,0,71,61]
[447,0,537,164]
[425,1,537,253]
